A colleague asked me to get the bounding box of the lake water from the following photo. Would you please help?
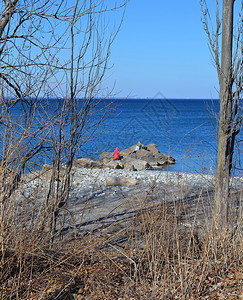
[1,98,242,175]
[82,98,242,175]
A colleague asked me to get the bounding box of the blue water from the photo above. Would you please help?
[82,98,242,175]
[1,98,242,175]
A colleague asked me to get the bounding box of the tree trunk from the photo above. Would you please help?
[214,0,234,231]
[0,0,18,39]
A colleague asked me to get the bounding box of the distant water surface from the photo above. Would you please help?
[84,98,242,175]
[2,98,242,175]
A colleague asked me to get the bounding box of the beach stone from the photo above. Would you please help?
[74,158,95,168]
[122,161,136,171]
[106,160,124,169]
[122,157,152,171]
[146,143,160,155]
[99,151,112,160]
[153,153,175,166]
[120,141,143,156]
[130,149,155,162]
[105,176,137,186]
[74,158,107,169]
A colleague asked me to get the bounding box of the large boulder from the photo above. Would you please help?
[74,158,98,168]
[121,157,152,171]
[120,141,143,156]
[106,176,137,186]
[106,160,124,169]
[146,143,160,155]
[156,153,175,165]
[99,151,112,160]
[122,160,137,171]
[129,149,154,162]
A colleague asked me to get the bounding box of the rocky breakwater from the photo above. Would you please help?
[74,142,175,171]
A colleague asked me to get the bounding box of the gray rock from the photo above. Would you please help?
[122,161,136,171]
[146,143,160,155]
[119,141,143,156]
[99,151,112,160]
[121,157,152,171]
[74,158,96,168]
[106,160,123,169]
[105,176,137,186]
[130,148,155,162]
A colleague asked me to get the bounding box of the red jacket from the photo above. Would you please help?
[113,147,120,160]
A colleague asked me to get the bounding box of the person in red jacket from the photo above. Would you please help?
[113,147,120,160]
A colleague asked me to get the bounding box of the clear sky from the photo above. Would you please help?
[104,0,225,99]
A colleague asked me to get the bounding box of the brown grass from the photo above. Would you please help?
[0,170,242,299]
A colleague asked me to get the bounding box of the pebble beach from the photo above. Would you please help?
[21,167,242,236]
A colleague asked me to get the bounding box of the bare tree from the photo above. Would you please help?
[0,0,127,244]
[201,0,242,231]
[43,0,126,240]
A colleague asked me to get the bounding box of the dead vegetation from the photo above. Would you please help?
[0,176,242,299]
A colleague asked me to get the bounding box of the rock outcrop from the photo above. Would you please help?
[120,142,175,167]
[74,142,175,171]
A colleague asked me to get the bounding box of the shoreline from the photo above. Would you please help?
[24,166,243,205]
[22,166,242,237]
[69,166,243,189]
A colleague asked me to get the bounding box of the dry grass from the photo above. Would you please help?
[0,170,242,299]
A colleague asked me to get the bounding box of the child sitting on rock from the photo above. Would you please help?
[113,147,120,160]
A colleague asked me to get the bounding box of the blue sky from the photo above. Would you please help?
[105,1,222,99]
